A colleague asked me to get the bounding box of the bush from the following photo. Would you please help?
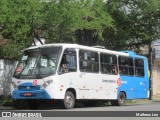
[0,96,28,109]
[1,95,15,107]
[126,100,134,104]
[12,99,28,109]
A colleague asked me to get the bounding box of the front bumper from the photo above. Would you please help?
[11,90,52,99]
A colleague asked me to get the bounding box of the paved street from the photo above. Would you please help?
[0,101,160,120]
[26,101,160,120]
[1,100,160,111]
[67,101,160,111]
[30,100,159,111]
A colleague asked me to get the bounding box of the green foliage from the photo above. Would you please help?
[104,0,160,50]
[0,0,160,58]
[0,95,15,107]
[0,0,43,59]
[41,0,113,43]
[0,95,28,109]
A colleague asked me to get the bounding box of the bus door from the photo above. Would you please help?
[78,50,100,99]
[57,48,78,98]
[134,58,149,98]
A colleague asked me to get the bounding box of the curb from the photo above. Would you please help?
[0,105,13,110]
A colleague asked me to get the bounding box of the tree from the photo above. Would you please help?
[103,0,160,51]
[75,0,114,46]
[0,0,113,58]
[0,0,43,58]
[41,0,113,45]
[0,0,160,59]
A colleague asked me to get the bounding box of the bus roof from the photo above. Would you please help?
[23,43,146,59]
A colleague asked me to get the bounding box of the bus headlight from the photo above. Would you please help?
[40,80,53,89]
[11,82,18,90]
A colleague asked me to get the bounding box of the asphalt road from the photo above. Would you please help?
[68,101,160,111]
[36,100,160,111]
[37,101,160,119]
[1,101,160,120]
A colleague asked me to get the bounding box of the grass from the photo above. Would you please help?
[126,99,151,105]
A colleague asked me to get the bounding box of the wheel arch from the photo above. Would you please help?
[66,88,77,99]
[118,91,127,99]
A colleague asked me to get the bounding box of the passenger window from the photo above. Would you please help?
[135,59,144,77]
[59,48,77,73]
[100,53,117,75]
[118,56,134,76]
[79,50,99,73]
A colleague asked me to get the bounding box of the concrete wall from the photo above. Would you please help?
[0,59,17,96]
[152,58,160,99]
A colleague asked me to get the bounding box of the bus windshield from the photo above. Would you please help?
[13,46,62,79]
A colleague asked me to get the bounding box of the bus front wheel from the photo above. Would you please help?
[63,91,75,109]
[111,92,126,106]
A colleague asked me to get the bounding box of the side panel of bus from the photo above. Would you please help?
[78,73,118,99]
[118,57,149,99]
[57,48,118,100]
[77,50,118,100]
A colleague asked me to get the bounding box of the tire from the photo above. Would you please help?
[83,101,97,107]
[111,92,126,106]
[63,91,75,109]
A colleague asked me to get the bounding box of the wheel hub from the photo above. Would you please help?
[66,95,73,106]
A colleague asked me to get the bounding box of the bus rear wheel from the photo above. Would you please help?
[63,91,75,109]
[111,92,126,106]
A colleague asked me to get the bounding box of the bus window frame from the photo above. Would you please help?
[134,58,145,77]
[58,48,77,74]
[118,56,134,76]
[100,52,118,75]
[79,49,99,73]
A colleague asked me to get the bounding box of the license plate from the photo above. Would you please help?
[24,92,32,96]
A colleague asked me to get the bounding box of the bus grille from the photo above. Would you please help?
[18,86,40,91]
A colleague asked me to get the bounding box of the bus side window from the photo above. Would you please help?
[135,59,144,77]
[60,55,68,72]
[79,50,99,73]
[100,53,117,75]
[60,48,77,73]
[66,55,77,71]
[118,56,134,76]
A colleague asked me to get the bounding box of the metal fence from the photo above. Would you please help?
[0,59,17,96]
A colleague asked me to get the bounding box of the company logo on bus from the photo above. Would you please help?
[117,78,122,86]
[33,80,38,86]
